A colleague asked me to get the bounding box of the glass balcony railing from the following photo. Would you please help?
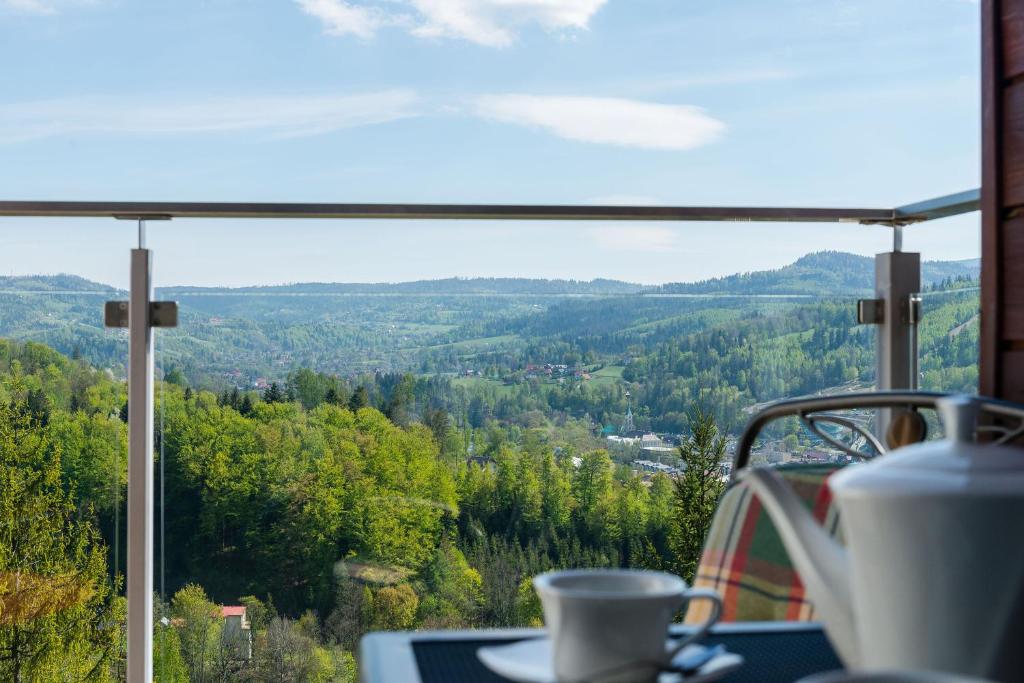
[0,193,980,682]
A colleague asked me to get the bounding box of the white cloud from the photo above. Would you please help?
[0,89,724,155]
[1,0,95,14]
[589,225,678,253]
[472,94,724,151]
[0,91,419,143]
[294,0,391,39]
[2,0,57,13]
[409,0,607,47]
[295,0,607,47]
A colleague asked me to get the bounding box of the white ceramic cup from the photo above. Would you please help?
[533,569,723,683]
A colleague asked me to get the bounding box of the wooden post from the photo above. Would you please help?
[981,0,1024,401]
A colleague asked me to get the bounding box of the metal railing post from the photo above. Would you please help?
[104,219,176,682]
[103,222,176,679]
[127,245,154,683]
[860,244,921,436]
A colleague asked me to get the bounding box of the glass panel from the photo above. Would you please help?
[0,211,982,679]
[137,219,979,652]
[0,218,131,678]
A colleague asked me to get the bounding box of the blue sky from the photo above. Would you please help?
[0,0,980,287]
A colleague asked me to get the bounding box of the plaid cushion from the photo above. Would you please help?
[684,464,844,624]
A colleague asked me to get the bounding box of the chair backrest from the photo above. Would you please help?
[690,391,1024,624]
[684,463,843,624]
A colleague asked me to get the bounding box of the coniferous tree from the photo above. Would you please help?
[348,386,369,412]
[669,406,727,582]
[263,382,284,404]
[384,374,415,426]
[423,406,450,446]
[238,394,254,417]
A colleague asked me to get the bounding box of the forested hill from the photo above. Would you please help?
[161,277,645,296]
[658,251,980,296]
[0,273,119,293]
[1,251,977,298]
[0,251,980,393]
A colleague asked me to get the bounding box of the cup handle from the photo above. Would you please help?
[665,587,723,660]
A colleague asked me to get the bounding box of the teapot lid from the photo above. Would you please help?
[830,395,1024,495]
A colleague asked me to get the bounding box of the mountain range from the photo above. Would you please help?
[0,251,980,389]
[0,250,979,298]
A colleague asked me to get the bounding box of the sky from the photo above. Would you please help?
[0,0,981,287]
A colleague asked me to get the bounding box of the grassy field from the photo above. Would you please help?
[449,375,519,397]
[424,334,519,351]
[443,363,624,397]
[589,365,625,386]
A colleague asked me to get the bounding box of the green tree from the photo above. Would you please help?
[418,539,484,628]
[256,616,317,683]
[669,407,727,582]
[347,386,369,412]
[171,584,220,683]
[371,584,419,631]
[572,449,616,543]
[422,406,450,448]
[384,374,415,426]
[263,383,285,404]
[154,614,189,683]
[324,576,370,653]
[646,473,674,549]
[239,394,254,417]
[163,367,188,388]
[513,577,543,627]
[539,452,573,533]
[0,385,120,682]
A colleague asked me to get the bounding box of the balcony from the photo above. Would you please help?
[0,189,987,682]
[1,0,1011,679]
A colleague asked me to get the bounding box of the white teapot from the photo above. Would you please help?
[741,395,1024,681]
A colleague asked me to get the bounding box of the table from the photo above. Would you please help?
[360,622,843,682]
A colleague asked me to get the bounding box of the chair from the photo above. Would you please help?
[684,390,1024,627]
[684,463,843,624]
[685,390,955,625]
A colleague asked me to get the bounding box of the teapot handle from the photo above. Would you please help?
[665,588,723,660]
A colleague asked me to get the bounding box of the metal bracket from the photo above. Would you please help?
[104,301,178,328]
[857,298,884,325]
[151,301,178,328]
[905,293,922,325]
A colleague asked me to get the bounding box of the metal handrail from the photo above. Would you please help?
[0,188,979,226]
[731,391,1024,478]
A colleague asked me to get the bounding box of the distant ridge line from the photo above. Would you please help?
[0,250,980,296]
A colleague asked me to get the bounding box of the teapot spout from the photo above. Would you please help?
[739,468,860,667]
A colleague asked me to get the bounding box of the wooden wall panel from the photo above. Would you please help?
[981,0,1004,398]
[1003,0,1024,78]
[985,0,1024,398]
[1003,81,1024,208]
[1002,217,1024,340]
[999,351,1024,402]
[983,0,1024,395]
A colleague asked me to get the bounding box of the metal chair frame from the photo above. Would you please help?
[730,390,1024,481]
